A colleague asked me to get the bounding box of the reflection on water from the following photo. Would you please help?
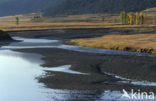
[0,50,47,101]
[0,50,91,101]
[12,37,59,43]
[0,50,132,101]
[0,36,156,101]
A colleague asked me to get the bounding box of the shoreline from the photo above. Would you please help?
[8,27,156,54]
[15,48,156,93]
[67,34,156,54]
[66,42,156,54]
[1,28,156,93]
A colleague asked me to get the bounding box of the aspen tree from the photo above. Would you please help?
[120,11,127,24]
[128,12,135,25]
[136,12,140,24]
[139,12,144,24]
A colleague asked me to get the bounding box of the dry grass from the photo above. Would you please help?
[143,7,156,24]
[68,34,156,54]
[0,11,156,54]
[0,12,156,31]
[0,7,156,31]
[0,13,120,31]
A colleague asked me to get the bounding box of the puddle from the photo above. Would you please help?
[43,65,88,75]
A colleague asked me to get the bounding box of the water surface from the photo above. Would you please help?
[0,50,137,101]
[1,37,155,57]
[0,50,46,101]
[0,50,91,101]
[0,36,156,101]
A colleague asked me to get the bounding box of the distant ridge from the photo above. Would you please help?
[0,0,64,16]
[43,0,156,16]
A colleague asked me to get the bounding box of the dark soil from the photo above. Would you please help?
[0,30,13,41]
[8,28,156,93]
[17,48,156,92]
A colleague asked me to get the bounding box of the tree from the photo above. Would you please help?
[136,12,140,24]
[127,12,135,25]
[139,12,144,24]
[16,17,19,25]
[120,11,146,25]
[120,11,127,24]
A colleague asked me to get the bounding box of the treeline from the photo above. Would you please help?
[120,11,146,25]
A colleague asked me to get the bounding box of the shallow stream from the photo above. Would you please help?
[0,36,155,101]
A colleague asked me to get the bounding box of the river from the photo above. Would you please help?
[0,36,155,101]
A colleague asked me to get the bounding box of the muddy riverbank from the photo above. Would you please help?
[16,48,156,92]
[2,28,156,100]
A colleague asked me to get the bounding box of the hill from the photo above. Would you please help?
[43,0,156,16]
[0,0,64,16]
[0,30,12,41]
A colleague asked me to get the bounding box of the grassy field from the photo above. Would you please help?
[0,8,156,54]
[67,34,156,54]
[0,7,156,31]
[0,13,120,31]
[0,12,156,31]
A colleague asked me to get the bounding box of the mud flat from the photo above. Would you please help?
[2,28,156,100]
[10,29,156,90]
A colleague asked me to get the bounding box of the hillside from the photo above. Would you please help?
[0,30,12,41]
[0,0,64,16]
[44,0,156,16]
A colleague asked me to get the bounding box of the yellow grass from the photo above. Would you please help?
[0,12,156,31]
[0,7,156,31]
[68,34,156,54]
[0,11,156,54]
[1,13,154,31]
[0,13,120,31]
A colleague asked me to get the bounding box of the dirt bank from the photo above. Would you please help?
[9,28,156,93]
[16,48,156,93]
